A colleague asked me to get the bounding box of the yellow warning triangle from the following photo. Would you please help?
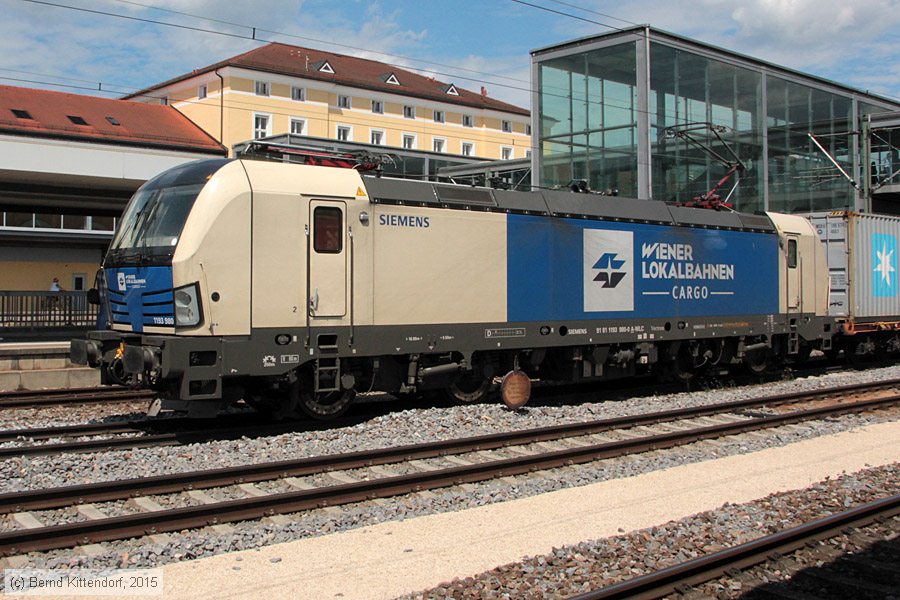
[356,187,367,197]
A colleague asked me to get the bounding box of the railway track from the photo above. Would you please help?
[0,376,897,458]
[0,388,896,556]
[0,386,154,410]
[571,493,900,600]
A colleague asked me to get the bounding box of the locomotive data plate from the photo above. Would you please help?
[485,327,526,339]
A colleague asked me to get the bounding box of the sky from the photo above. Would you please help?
[2,0,900,110]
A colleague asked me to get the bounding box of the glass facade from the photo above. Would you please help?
[535,29,900,214]
[649,43,763,212]
[539,42,638,197]
[765,77,853,213]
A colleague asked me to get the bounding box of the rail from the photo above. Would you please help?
[0,392,895,555]
[0,291,98,333]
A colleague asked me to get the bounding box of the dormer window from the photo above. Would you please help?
[445,84,459,96]
[385,73,401,86]
[319,61,335,74]
[67,115,88,126]
[11,109,32,119]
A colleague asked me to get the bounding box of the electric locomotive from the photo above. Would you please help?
[71,158,833,418]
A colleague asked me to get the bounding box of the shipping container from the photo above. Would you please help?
[808,211,900,323]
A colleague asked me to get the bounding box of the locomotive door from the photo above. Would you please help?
[786,234,801,312]
[308,200,347,318]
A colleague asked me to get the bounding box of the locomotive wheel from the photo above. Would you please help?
[671,345,696,382]
[444,372,492,404]
[298,388,356,420]
[743,348,769,374]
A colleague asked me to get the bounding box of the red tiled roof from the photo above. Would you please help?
[0,85,226,154]
[125,42,530,117]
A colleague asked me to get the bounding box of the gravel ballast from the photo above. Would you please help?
[0,366,898,577]
[3,365,900,493]
[400,463,900,599]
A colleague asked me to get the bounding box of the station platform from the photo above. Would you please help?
[0,341,99,392]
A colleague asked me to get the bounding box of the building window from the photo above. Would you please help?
[253,114,271,139]
[161,97,168,106]
[336,125,352,141]
[338,95,351,109]
[501,146,513,160]
[11,108,32,119]
[502,120,512,133]
[290,118,306,135]
[370,129,385,145]
[402,134,416,149]
[433,138,446,153]
[403,105,416,119]
[462,114,473,127]
[433,110,445,123]
[198,85,207,99]
[91,216,115,231]
[67,115,88,126]
[461,142,474,157]
[526,124,532,135]
[525,149,532,158]
[62,215,86,230]
[371,99,383,114]
[255,81,270,96]
[291,86,306,101]
[72,273,86,292]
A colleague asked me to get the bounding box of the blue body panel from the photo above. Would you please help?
[507,215,779,322]
[105,266,175,333]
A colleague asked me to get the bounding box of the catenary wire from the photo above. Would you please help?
[8,0,883,161]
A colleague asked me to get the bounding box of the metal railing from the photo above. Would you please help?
[0,291,98,332]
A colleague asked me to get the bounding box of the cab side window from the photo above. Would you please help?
[787,239,798,268]
[314,207,343,254]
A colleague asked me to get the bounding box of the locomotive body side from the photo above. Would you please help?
[72,160,837,418]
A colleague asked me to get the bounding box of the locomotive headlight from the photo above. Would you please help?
[173,283,201,327]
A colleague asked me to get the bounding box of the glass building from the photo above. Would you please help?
[531,27,900,214]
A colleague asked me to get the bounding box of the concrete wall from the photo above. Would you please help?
[0,247,102,291]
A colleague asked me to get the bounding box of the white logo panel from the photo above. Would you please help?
[584,229,634,312]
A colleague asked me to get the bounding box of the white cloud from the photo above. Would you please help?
[572,0,900,97]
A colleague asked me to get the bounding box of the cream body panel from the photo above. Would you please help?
[372,206,507,325]
[173,161,252,335]
[766,212,828,317]
[245,162,367,329]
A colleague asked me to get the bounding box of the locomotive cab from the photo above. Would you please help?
[71,158,253,417]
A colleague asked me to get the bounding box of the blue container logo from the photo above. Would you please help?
[872,233,898,297]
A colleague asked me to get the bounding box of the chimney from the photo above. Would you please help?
[481,86,488,97]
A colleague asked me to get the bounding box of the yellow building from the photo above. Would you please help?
[126,43,531,161]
